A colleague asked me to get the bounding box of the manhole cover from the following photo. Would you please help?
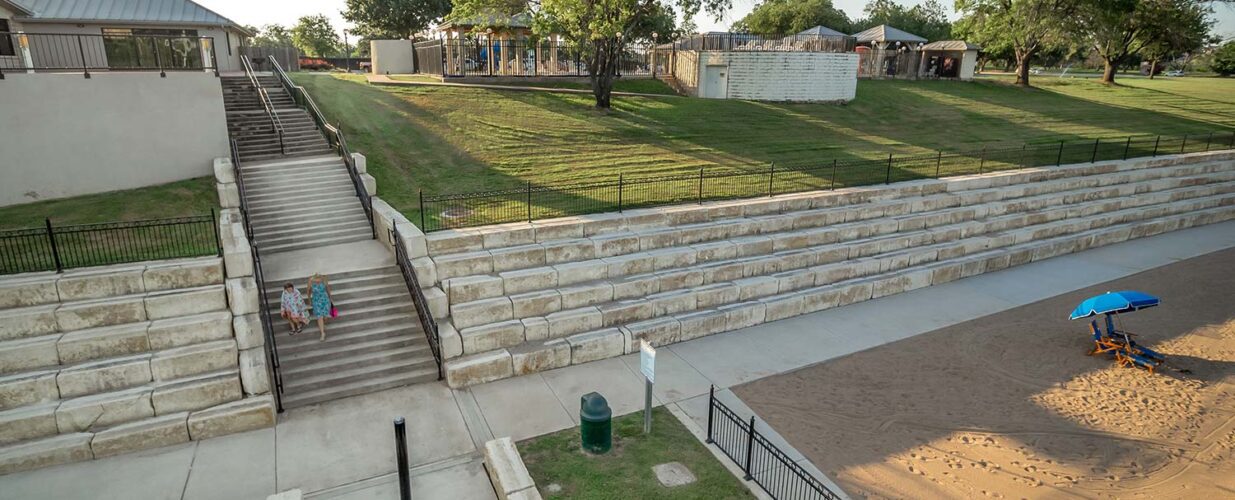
[439,207,473,220]
[652,462,697,487]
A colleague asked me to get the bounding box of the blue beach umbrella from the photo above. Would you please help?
[1069,290,1160,320]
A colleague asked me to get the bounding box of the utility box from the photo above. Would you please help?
[579,392,612,454]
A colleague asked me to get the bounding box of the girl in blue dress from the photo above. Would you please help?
[307,273,334,341]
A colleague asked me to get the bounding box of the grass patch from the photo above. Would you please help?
[389,75,443,83]
[0,177,218,230]
[520,406,753,499]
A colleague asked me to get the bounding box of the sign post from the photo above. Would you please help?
[640,340,656,434]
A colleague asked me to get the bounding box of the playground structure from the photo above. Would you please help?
[1071,291,1167,372]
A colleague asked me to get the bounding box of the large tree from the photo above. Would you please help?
[853,0,951,42]
[954,0,1074,87]
[342,0,453,39]
[1072,0,1211,84]
[1213,41,1235,76]
[1131,1,1211,79]
[734,0,852,35]
[292,15,341,57]
[248,24,294,48]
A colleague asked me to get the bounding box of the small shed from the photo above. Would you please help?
[797,25,847,38]
[918,40,980,80]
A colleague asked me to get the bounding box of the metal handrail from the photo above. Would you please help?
[392,225,443,379]
[229,138,285,412]
[239,55,286,156]
[267,56,375,237]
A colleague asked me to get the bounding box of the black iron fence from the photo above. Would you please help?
[0,213,221,275]
[672,32,856,53]
[418,130,1235,231]
[0,32,217,78]
[420,38,652,77]
[707,386,842,500]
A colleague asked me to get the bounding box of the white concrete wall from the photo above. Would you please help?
[0,71,228,206]
[696,51,858,102]
[960,50,978,80]
[371,40,415,74]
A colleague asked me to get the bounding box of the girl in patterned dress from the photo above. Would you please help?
[279,283,309,335]
[307,273,334,342]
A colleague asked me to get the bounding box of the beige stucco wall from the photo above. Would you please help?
[0,71,228,206]
[695,51,859,102]
[371,40,415,74]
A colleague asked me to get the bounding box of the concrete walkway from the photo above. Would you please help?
[366,74,680,98]
[2,221,1232,500]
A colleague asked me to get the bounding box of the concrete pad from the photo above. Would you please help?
[262,241,394,283]
[540,357,647,424]
[321,457,497,500]
[275,382,474,494]
[0,438,194,499]
[470,375,574,442]
[183,428,276,500]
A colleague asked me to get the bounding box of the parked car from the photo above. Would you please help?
[1030,67,1043,75]
[1166,70,1184,77]
[299,58,334,71]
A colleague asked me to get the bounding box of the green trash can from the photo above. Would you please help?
[579,392,612,454]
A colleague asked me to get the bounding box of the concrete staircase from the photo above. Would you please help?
[422,152,1235,387]
[239,155,374,254]
[261,266,437,409]
[221,75,332,162]
[0,258,274,474]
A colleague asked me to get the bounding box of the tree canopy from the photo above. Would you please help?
[953,0,1076,86]
[1071,0,1212,83]
[851,0,950,41]
[342,0,452,40]
[246,24,294,48]
[292,15,341,57]
[734,0,852,35]
[1212,41,1235,76]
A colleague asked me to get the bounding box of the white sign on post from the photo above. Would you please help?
[640,340,656,383]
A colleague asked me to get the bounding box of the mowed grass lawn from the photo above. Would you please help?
[291,73,1235,222]
[0,177,218,230]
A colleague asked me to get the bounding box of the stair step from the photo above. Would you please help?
[280,333,421,366]
[279,366,438,409]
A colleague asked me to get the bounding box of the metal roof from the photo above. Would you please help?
[852,24,927,44]
[11,0,241,27]
[797,25,846,37]
[922,40,980,51]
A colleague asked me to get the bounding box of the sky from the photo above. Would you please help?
[197,0,1235,42]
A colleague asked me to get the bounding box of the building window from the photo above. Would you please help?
[101,27,202,69]
[0,19,15,57]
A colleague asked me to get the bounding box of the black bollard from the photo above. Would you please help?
[394,417,411,500]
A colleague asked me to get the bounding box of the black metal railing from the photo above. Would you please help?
[0,213,221,275]
[419,130,1235,231]
[706,386,842,500]
[268,56,376,237]
[672,32,856,53]
[391,225,443,379]
[0,32,217,79]
[240,53,286,156]
[229,137,286,412]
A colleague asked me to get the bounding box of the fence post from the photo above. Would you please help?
[211,209,222,257]
[45,218,63,273]
[767,163,775,197]
[978,146,986,174]
[1205,131,1213,152]
[830,159,838,190]
[617,173,624,212]
[885,153,893,184]
[1091,138,1100,163]
[526,181,533,223]
[419,190,426,230]
[1229,131,1235,149]
[697,167,704,204]
[1123,136,1131,161]
[1152,136,1160,157]
[1019,143,1027,167]
[705,385,714,444]
[77,36,90,79]
[1180,134,1188,154]
[1056,140,1064,166]
[743,416,756,480]
[393,417,411,500]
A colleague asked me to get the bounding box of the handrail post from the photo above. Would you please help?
[77,35,90,79]
[705,385,714,444]
[1056,140,1064,166]
[211,209,222,257]
[935,150,942,178]
[1091,138,1099,163]
[419,190,426,229]
[1180,134,1188,154]
[526,181,533,223]
[1152,135,1160,157]
[767,162,775,197]
[1123,136,1131,160]
[743,416,756,480]
[885,153,893,184]
[45,218,63,273]
[830,159,838,190]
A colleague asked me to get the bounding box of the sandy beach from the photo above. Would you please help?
[734,247,1235,498]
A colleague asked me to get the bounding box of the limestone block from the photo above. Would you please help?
[0,432,94,475]
[773,269,816,294]
[800,287,842,314]
[734,276,779,301]
[445,275,505,304]
[567,328,624,365]
[812,263,852,286]
[576,213,626,237]
[411,257,438,288]
[691,241,738,263]
[872,269,933,299]
[445,350,513,388]
[57,354,151,398]
[591,232,640,258]
[146,285,227,321]
[676,310,727,341]
[532,220,587,242]
[55,323,147,365]
[438,321,464,360]
[450,297,513,330]
[676,223,725,246]
[719,302,766,331]
[188,395,276,441]
[638,228,681,251]
[213,157,236,183]
[226,278,260,317]
[0,370,59,410]
[0,335,59,373]
[509,339,571,376]
[394,222,428,260]
[142,311,232,352]
[520,317,550,342]
[510,290,562,319]
[490,245,547,273]
[545,307,602,338]
[0,403,59,446]
[57,267,145,301]
[695,283,740,309]
[597,297,657,325]
[151,340,238,381]
[479,225,536,250]
[761,294,806,322]
[238,347,270,396]
[730,236,774,258]
[91,412,190,458]
[434,251,494,281]
[770,231,812,252]
[741,255,781,277]
[552,260,608,286]
[461,320,525,354]
[982,253,1012,273]
[602,253,654,277]
[427,230,485,255]
[929,262,965,285]
[56,296,146,332]
[611,275,661,301]
[621,211,668,230]
[424,287,449,320]
[542,239,596,264]
[55,387,154,433]
[620,317,681,351]
[360,173,377,195]
[698,261,745,285]
[558,283,614,310]
[500,267,558,295]
[836,281,874,307]
[647,290,697,316]
[151,371,242,415]
[484,437,537,500]
[143,259,224,292]
[0,275,60,309]
[216,182,240,208]
[647,247,697,271]
[222,234,254,278]
[656,269,705,292]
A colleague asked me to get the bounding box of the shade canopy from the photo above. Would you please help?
[1069,291,1160,320]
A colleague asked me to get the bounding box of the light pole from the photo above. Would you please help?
[651,32,658,78]
[342,29,350,73]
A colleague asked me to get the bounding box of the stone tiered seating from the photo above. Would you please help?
[0,258,274,474]
[416,152,1235,387]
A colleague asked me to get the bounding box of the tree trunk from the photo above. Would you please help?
[1014,48,1033,87]
[1101,59,1117,84]
[1148,58,1157,79]
[588,39,619,109]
